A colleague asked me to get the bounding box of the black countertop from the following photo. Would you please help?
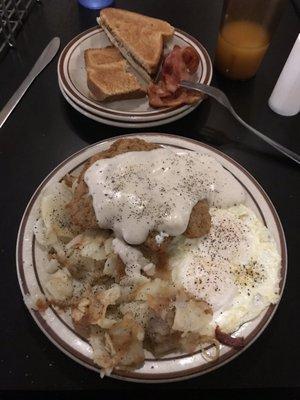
[0,0,299,394]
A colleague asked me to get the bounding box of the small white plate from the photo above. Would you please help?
[59,79,200,128]
[58,27,212,123]
[16,133,287,383]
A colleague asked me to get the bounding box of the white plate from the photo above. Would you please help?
[58,27,212,122]
[59,80,200,128]
[16,133,287,383]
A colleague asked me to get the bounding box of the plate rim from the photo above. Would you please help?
[59,79,200,128]
[16,133,287,383]
[57,27,212,121]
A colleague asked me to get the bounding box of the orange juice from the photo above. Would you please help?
[215,20,270,80]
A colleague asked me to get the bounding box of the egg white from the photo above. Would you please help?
[170,205,281,335]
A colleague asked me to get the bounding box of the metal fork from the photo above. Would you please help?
[180,80,300,165]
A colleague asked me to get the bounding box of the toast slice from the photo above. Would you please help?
[98,8,174,82]
[84,46,123,68]
[86,55,145,102]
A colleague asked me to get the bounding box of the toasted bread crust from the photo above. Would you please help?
[84,47,123,68]
[87,66,145,102]
[100,8,174,75]
[84,49,145,102]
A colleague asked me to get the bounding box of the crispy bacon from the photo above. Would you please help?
[183,47,200,73]
[215,326,246,349]
[162,45,189,92]
[148,45,202,108]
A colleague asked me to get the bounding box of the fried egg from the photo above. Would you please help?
[170,204,281,335]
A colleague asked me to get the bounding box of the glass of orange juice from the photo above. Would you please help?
[215,0,286,80]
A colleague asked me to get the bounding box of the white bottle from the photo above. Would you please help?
[268,34,300,116]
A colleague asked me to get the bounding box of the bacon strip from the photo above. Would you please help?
[215,326,246,349]
[148,45,202,108]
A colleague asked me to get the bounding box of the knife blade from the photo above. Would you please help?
[0,37,60,128]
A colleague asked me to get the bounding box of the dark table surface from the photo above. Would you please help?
[0,0,299,394]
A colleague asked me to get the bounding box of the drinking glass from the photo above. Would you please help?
[215,0,286,80]
[77,0,114,10]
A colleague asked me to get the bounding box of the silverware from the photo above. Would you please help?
[180,80,300,165]
[0,37,60,128]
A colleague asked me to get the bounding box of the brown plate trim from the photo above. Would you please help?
[59,71,202,127]
[59,80,200,127]
[16,133,287,382]
[58,27,212,119]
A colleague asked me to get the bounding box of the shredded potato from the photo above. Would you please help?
[33,172,220,377]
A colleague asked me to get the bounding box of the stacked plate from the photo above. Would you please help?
[57,27,213,128]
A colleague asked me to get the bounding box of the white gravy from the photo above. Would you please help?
[84,148,245,245]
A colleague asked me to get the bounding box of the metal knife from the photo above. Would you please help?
[0,37,60,128]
